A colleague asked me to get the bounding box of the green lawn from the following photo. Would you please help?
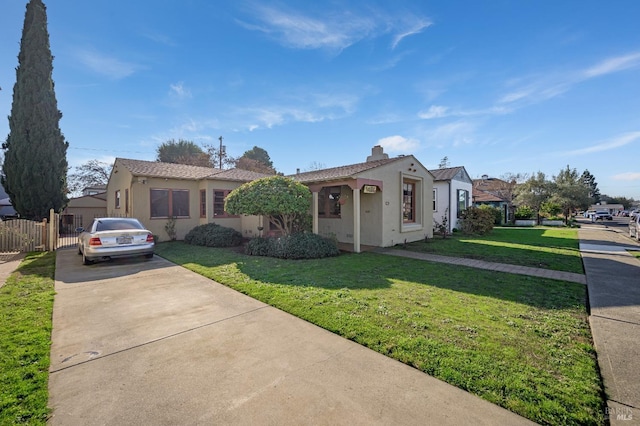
[403,227,584,274]
[0,252,55,425]
[156,241,605,425]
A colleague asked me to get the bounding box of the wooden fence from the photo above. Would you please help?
[0,218,48,253]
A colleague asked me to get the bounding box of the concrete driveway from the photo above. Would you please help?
[49,248,534,425]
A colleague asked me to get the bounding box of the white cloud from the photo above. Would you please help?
[169,82,192,99]
[563,131,640,156]
[612,172,640,181]
[75,49,140,79]
[498,51,640,107]
[418,105,509,120]
[418,105,449,119]
[391,19,432,49]
[583,52,640,78]
[427,121,476,147]
[378,135,419,152]
[239,5,431,53]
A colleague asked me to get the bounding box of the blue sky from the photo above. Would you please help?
[1,1,639,199]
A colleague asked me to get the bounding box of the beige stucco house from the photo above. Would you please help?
[106,146,434,252]
[60,192,107,232]
[106,158,269,241]
[292,146,434,252]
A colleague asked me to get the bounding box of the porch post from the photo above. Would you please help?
[352,187,361,253]
[312,191,319,234]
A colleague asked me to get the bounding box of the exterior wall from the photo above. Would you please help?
[62,196,107,228]
[358,156,433,247]
[434,178,473,232]
[316,185,352,242]
[433,181,450,230]
[107,161,257,241]
[449,179,472,231]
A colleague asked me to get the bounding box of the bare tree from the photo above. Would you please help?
[67,160,112,197]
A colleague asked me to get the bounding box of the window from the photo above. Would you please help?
[433,189,437,211]
[200,190,206,218]
[403,180,416,223]
[125,189,129,214]
[318,186,342,218]
[457,189,469,218]
[213,190,237,218]
[150,189,190,218]
[115,190,121,209]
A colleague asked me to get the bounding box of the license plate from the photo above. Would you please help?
[116,236,133,244]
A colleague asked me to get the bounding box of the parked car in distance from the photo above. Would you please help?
[630,215,640,241]
[584,210,597,218]
[594,211,613,221]
[77,217,154,265]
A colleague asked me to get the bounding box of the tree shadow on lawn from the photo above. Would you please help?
[157,243,585,312]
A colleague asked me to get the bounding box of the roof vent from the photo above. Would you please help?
[366,145,389,162]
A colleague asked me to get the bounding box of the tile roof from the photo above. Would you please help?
[290,157,401,183]
[212,168,272,182]
[116,158,269,182]
[473,189,504,203]
[117,158,218,180]
[430,166,465,181]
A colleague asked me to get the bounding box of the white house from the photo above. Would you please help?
[431,166,473,232]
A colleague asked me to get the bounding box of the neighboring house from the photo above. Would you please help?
[106,158,270,241]
[292,146,434,252]
[82,184,107,196]
[60,192,108,231]
[0,184,17,219]
[431,166,473,232]
[472,175,514,224]
[105,146,435,252]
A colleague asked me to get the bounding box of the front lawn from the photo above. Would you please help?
[156,242,605,425]
[0,252,55,425]
[404,227,584,274]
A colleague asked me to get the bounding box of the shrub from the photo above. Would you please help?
[514,206,536,220]
[478,204,502,225]
[184,223,243,247]
[245,233,340,259]
[458,206,495,235]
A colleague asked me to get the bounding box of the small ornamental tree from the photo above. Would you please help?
[225,176,311,236]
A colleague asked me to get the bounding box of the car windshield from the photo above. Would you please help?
[95,220,144,232]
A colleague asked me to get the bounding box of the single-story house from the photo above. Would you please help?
[106,146,434,252]
[472,175,514,224]
[292,146,434,252]
[106,158,269,241]
[60,192,108,231]
[431,166,473,232]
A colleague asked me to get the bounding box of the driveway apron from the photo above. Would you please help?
[49,248,534,425]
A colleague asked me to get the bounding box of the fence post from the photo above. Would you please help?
[49,209,55,251]
[42,217,48,251]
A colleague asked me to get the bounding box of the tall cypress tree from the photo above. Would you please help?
[2,0,68,220]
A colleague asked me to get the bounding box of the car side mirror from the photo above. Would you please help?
[75,227,84,233]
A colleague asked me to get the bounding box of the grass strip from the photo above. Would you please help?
[156,242,605,425]
[404,227,584,274]
[0,252,56,425]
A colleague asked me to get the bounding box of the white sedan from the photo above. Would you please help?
[77,217,155,265]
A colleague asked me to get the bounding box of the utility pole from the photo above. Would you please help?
[218,136,225,169]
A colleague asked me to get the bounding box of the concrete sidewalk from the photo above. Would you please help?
[578,224,640,422]
[0,251,25,288]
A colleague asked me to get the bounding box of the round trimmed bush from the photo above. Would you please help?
[184,223,243,247]
[245,233,339,259]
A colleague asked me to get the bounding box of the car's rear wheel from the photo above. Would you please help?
[82,251,93,265]
[145,253,154,259]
